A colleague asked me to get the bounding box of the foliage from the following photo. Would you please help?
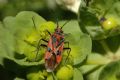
[0,11,91,80]
[78,0,120,80]
[0,0,120,80]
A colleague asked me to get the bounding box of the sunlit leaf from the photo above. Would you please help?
[73,68,83,80]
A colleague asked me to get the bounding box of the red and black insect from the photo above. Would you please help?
[32,18,71,72]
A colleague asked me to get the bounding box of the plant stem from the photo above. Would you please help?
[52,72,57,80]
[99,40,114,56]
[83,65,102,76]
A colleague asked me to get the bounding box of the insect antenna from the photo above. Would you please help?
[61,20,71,29]
[32,16,43,61]
[32,16,37,30]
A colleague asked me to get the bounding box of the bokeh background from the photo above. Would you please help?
[0,0,77,21]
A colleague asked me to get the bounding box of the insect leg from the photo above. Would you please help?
[32,16,37,30]
[35,38,47,49]
[34,38,47,54]
[40,38,48,43]
[65,41,72,54]
[34,38,48,61]
[44,29,51,36]
[63,47,71,64]
[34,44,47,61]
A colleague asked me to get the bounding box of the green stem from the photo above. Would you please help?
[99,40,113,56]
[83,65,102,76]
[52,72,57,80]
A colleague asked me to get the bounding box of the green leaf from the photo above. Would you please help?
[89,0,118,15]
[86,53,111,65]
[92,36,120,61]
[56,65,73,80]
[85,66,103,80]
[14,77,25,80]
[26,67,45,80]
[73,68,83,80]
[1,11,48,66]
[105,35,120,53]
[0,11,92,80]
[3,11,46,39]
[78,0,120,40]
[0,22,7,65]
[59,20,92,65]
[99,60,120,80]
[0,22,15,65]
[7,58,44,66]
[79,65,101,75]
[86,35,120,80]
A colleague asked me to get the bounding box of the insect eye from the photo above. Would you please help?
[56,30,59,34]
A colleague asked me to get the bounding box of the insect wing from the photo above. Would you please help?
[45,51,56,72]
[56,42,64,64]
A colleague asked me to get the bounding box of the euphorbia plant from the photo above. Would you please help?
[0,11,91,80]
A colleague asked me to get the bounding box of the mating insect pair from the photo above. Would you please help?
[32,17,71,72]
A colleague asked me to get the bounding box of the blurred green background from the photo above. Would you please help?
[0,0,77,21]
[0,0,77,80]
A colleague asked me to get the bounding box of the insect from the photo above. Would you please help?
[32,17,71,72]
[44,23,71,72]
